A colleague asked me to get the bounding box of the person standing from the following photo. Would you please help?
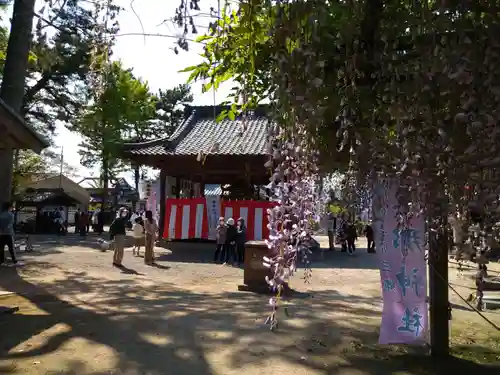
[345,221,358,255]
[224,218,237,265]
[74,208,81,234]
[79,211,88,237]
[0,202,17,266]
[110,208,128,267]
[337,213,347,252]
[131,217,144,257]
[96,208,104,235]
[213,217,227,263]
[144,210,158,266]
[326,211,337,251]
[364,222,375,253]
[236,217,247,265]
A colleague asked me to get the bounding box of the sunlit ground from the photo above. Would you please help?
[0,236,498,375]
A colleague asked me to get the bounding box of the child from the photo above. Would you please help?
[132,217,144,257]
[236,217,246,265]
[225,218,237,265]
[213,217,227,263]
[364,222,375,253]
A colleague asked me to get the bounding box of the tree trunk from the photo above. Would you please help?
[0,0,37,205]
[133,164,140,192]
[102,156,109,213]
[429,193,450,357]
[159,169,166,239]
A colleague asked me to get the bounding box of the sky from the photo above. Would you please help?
[8,0,232,186]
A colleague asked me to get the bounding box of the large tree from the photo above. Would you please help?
[0,0,37,204]
[23,0,121,135]
[72,61,157,207]
[154,84,193,137]
[175,0,500,357]
[0,0,121,203]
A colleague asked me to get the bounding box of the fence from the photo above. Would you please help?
[163,198,277,241]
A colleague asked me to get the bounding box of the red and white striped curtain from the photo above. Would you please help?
[163,198,277,241]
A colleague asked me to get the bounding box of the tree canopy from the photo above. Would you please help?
[177,1,500,201]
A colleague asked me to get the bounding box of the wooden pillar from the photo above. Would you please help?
[175,177,181,199]
[200,175,206,197]
[245,161,252,200]
[189,177,194,198]
[159,169,167,239]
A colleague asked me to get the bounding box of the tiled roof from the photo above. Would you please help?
[123,105,270,156]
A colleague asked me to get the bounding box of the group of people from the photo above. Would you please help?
[214,217,246,266]
[109,208,158,268]
[34,207,67,235]
[325,212,376,255]
[74,208,104,236]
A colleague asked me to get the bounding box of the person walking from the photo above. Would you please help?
[213,217,227,263]
[109,208,128,267]
[144,210,158,266]
[0,202,17,266]
[236,217,246,266]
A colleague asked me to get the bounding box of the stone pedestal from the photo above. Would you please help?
[238,240,291,294]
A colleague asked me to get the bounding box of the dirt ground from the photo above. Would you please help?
[0,234,499,375]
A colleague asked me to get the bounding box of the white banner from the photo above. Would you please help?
[205,195,221,240]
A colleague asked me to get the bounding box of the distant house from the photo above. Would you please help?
[17,174,91,224]
[83,177,139,210]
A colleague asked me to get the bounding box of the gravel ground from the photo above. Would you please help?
[0,233,498,375]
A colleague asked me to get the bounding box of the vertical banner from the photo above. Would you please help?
[205,195,221,240]
[374,178,428,345]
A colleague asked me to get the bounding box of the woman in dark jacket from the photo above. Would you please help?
[236,217,246,265]
[225,218,237,264]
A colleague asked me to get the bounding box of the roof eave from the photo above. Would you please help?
[0,98,49,153]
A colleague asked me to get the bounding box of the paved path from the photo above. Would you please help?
[0,234,497,375]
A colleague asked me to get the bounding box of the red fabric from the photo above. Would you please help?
[163,198,277,240]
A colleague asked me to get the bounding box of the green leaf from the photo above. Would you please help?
[178,65,198,73]
[216,110,228,122]
[195,34,212,43]
[228,110,236,121]
[202,81,213,93]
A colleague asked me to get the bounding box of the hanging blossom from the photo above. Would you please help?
[263,120,321,331]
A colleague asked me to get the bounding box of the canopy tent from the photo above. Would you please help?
[15,188,80,207]
[21,175,90,206]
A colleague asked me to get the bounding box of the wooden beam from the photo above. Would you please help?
[175,177,181,198]
[159,169,167,238]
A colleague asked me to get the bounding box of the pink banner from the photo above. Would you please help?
[373,178,428,345]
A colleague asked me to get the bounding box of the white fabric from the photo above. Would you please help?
[132,223,144,238]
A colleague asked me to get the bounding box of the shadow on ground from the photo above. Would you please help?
[157,241,379,270]
[0,265,498,375]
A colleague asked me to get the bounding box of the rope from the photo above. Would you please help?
[428,259,500,331]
